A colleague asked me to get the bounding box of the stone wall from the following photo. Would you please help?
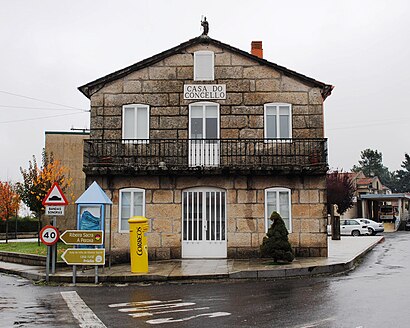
[89,44,324,141]
[91,174,327,261]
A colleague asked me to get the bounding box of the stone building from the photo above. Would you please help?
[45,131,89,230]
[78,34,333,261]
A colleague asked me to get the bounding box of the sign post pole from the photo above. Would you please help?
[41,182,68,275]
[45,246,50,282]
[51,216,57,274]
[39,225,60,282]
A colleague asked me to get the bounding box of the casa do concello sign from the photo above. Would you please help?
[183,84,226,100]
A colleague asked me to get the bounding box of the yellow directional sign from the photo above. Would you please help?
[61,249,105,265]
[60,230,103,245]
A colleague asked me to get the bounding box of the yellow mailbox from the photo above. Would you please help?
[128,216,149,273]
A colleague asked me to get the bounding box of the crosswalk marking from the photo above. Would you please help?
[61,291,106,328]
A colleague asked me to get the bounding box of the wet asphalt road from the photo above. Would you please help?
[2,232,410,327]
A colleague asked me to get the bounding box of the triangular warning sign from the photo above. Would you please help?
[42,182,69,206]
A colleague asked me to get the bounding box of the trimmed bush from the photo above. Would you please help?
[260,211,294,263]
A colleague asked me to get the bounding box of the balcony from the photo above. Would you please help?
[84,138,328,176]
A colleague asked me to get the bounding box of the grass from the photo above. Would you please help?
[0,241,69,261]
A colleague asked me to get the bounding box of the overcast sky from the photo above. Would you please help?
[1,0,409,182]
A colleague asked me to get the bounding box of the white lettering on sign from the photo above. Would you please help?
[183,84,226,100]
[45,206,65,216]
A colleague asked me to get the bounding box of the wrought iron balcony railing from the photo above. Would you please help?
[84,138,328,174]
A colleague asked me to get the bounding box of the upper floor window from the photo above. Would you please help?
[265,187,292,232]
[122,104,149,140]
[264,103,292,139]
[194,51,214,81]
[119,188,145,232]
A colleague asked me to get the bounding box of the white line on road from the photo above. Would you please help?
[129,307,210,318]
[119,302,196,313]
[146,312,231,325]
[61,291,107,328]
[109,299,182,308]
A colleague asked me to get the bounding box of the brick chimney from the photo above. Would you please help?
[251,41,263,59]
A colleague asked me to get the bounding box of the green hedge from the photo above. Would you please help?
[0,217,39,233]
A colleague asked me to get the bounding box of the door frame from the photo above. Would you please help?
[181,187,227,258]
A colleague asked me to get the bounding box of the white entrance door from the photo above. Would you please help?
[189,103,220,167]
[182,188,227,258]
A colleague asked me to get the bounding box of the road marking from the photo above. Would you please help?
[129,307,210,318]
[61,291,106,328]
[146,312,231,324]
[109,299,182,308]
[109,298,231,325]
[119,302,196,312]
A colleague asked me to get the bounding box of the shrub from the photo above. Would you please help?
[260,211,294,263]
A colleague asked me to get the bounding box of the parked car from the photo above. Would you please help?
[405,219,410,231]
[327,219,369,236]
[356,218,384,235]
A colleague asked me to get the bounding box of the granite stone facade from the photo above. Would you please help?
[80,36,332,261]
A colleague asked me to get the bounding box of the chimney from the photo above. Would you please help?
[251,41,263,59]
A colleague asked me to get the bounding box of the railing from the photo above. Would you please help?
[84,138,328,174]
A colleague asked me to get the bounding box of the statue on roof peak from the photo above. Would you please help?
[201,17,209,36]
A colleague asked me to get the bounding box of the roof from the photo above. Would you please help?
[360,193,410,201]
[78,35,333,99]
[75,181,113,205]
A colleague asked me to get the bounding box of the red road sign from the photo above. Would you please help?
[42,182,68,206]
[40,225,60,246]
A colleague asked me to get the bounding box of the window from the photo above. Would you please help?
[265,188,292,232]
[122,104,149,140]
[194,51,214,81]
[119,188,145,232]
[264,103,292,139]
[189,102,219,140]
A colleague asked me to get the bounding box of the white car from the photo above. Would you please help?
[327,219,369,236]
[356,218,384,235]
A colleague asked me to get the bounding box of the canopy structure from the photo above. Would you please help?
[360,193,410,230]
[75,181,112,205]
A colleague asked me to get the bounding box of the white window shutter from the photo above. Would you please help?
[194,51,214,81]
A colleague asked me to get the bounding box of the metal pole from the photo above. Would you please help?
[95,266,98,284]
[51,216,57,274]
[46,246,50,282]
[73,265,76,285]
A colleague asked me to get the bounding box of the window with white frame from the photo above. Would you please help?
[264,103,292,139]
[265,187,292,232]
[122,104,149,140]
[119,188,145,232]
[194,51,214,81]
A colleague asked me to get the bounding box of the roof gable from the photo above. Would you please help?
[78,35,333,100]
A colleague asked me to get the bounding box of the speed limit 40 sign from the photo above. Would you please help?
[40,225,60,246]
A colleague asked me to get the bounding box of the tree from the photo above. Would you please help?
[327,171,355,240]
[18,150,73,243]
[0,181,20,243]
[352,149,392,187]
[260,211,294,263]
[327,171,355,215]
[396,153,410,192]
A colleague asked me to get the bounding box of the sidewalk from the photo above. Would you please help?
[0,236,384,283]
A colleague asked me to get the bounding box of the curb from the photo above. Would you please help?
[0,237,384,284]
